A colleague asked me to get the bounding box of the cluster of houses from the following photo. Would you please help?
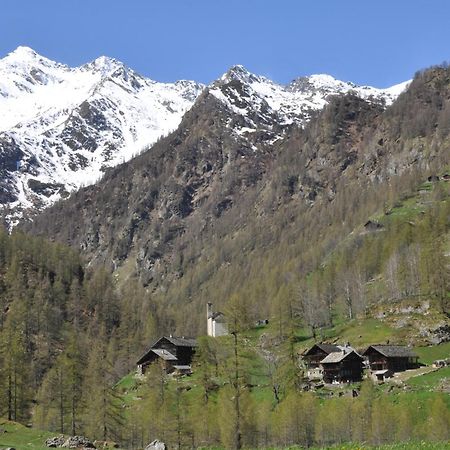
[136,338,420,384]
[136,303,421,384]
[302,343,419,383]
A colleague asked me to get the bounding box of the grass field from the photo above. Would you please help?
[0,417,448,450]
[407,366,450,389]
[0,419,55,450]
[415,342,450,365]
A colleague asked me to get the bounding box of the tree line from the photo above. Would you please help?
[0,228,159,436]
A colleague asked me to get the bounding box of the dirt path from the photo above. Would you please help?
[392,365,437,382]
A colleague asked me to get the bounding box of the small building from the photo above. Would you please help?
[302,343,341,380]
[207,302,228,337]
[321,350,364,384]
[372,369,394,382]
[136,336,197,375]
[362,345,419,373]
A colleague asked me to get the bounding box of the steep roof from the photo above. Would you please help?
[136,336,196,365]
[303,343,341,356]
[211,311,225,320]
[151,349,178,361]
[164,336,197,347]
[321,350,362,364]
[363,345,417,358]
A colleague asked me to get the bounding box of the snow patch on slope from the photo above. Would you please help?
[0,52,410,227]
[210,65,410,132]
[0,47,204,225]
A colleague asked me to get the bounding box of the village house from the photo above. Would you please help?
[302,343,364,383]
[302,343,341,380]
[136,336,197,375]
[362,345,419,379]
[321,349,364,384]
[207,302,228,337]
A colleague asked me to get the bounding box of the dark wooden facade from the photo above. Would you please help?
[302,344,340,368]
[363,345,418,373]
[321,351,364,383]
[136,336,197,374]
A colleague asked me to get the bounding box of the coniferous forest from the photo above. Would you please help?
[0,62,449,449]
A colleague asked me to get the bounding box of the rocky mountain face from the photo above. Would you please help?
[27,63,450,293]
[0,47,407,227]
[0,46,204,226]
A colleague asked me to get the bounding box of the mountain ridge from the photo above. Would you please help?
[0,46,205,226]
[23,65,449,303]
[0,47,408,226]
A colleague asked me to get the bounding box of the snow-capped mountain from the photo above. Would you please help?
[209,65,409,135]
[0,46,204,225]
[0,48,409,227]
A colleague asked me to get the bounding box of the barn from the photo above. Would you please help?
[362,345,419,373]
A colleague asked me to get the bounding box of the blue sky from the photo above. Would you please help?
[2,0,449,87]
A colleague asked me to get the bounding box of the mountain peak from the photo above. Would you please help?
[83,55,127,78]
[220,64,262,84]
[1,46,67,74]
[9,45,39,58]
[2,46,41,65]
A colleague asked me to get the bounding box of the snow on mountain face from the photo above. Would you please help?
[0,49,409,227]
[210,65,410,134]
[0,47,204,226]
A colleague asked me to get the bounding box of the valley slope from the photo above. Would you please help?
[23,64,450,335]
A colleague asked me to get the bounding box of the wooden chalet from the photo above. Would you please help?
[302,343,341,380]
[362,345,418,373]
[136,336,197,375]
[321,350,364,384]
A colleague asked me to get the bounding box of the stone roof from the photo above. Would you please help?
[211,311,225,320]
[363,345,417,358]
[303,343,341,356]
[164,336,197,347]
[136,335,196,365]
[321,350,362,364]
[151,349,178,361]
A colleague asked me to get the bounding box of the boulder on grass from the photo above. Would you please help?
[45,436,66,447]
[144,440,167,450]
[62,436,96,449]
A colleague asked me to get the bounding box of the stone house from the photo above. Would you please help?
[207,302,228,337]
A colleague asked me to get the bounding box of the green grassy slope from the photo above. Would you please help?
[0,420,56,450]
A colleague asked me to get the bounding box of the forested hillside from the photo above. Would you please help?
[0,229,162,437]
[1,65,449,449]
[23,65,450,335]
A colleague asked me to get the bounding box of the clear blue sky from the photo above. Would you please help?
[2,0,449,87]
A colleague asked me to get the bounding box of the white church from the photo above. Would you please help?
[206,302,228,337]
